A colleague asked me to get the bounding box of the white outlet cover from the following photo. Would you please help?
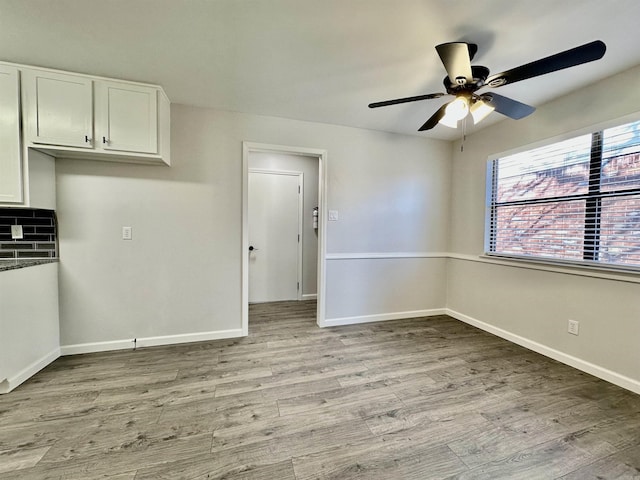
[328,210,339,221]
[122,226,132,240]
[10,225,23,239]
[568,319,579,335]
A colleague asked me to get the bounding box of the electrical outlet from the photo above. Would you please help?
[122,226,132,240]
[10,225,23,239]
[568,319,580,336]
[328,210,339,221]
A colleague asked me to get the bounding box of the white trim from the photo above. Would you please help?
[449,252,640,285]
[484,111,640,277]
[248,168,303,176]
[326,252,449,260]
[242,142,328,331]
[302,293,317,300]
[324,309,447,327]
[297,173,304,301]
[325,252,639,284]
[60,329,244,356]
[446,308,640,395]
[0,347,60,394]
[317,148,328,327]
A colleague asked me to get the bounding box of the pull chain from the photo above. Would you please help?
[461,116,467,152]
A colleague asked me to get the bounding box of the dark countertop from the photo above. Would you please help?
[0,259,59,272]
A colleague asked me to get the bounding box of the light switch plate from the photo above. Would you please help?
[328,210,339,221]
[11,225,23,239]
[122,226,132,240]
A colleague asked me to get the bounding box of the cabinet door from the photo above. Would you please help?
[25,70,93,148]
[0,65,22,203]
[97,81,158,154]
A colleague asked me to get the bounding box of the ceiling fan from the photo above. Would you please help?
[368,40,607,131]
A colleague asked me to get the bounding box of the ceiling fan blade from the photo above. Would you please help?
[436,42,475,84]
[486,40,606,88]
[467,43,478,61]
[368,93,445,108]
[418,103,449,131]
[483,93,535,120]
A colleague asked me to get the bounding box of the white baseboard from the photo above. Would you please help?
[324,308,447,327]
[60,329,244,356]
[446,308,640,395]
[0,347,60,394]
[302,294,318,300]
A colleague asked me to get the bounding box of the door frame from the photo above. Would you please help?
[248,168,304,302]
[242,142,328,335]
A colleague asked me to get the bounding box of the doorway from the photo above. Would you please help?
[242,142,327,334]
[248,169,303,303]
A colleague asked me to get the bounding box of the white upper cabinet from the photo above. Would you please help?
[96,81,158,154]
[0,65,22,204]
[20,65,169,165]
[24,69,93,149]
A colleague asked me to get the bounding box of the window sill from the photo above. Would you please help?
[450,253,640,284]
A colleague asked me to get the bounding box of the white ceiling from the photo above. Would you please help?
[1,0,640,140]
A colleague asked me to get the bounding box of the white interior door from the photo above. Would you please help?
[248,170,302,303]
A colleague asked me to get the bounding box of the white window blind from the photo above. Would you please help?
[486,118,640,270]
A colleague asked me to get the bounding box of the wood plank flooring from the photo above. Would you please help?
[1,300,639,479]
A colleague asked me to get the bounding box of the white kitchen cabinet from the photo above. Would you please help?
[0,262,60,394]
[23,69,93,149]
[21,65,170,165]
[96,81,158,154]
[0,65,23,204]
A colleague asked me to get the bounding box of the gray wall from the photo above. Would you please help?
[53,67,640,391]
[56,105,451,347]
[447,64,640,387]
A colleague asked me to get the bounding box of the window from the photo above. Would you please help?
[486,118,640,270]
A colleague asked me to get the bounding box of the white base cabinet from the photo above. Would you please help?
[0,263,60,394]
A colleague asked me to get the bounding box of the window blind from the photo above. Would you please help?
[486,118,640,270]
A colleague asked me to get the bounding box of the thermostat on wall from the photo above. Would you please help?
[11,225,23,239]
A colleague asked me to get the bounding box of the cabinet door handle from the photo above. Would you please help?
[85,135,91,143]
[102,136,108,144]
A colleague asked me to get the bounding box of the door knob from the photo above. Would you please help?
[249,245,258,251]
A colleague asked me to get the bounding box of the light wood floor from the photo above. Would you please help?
[1,300,639,479]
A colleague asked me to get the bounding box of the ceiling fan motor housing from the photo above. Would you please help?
[444,66,490,94]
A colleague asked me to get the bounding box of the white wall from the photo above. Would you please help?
[249,152,319,297]
[56,106,452,350]
[447,64,640,390]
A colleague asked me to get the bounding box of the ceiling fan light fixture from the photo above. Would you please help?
[470,98,495,124]
[439,96,469,128]
[438,114,459,128]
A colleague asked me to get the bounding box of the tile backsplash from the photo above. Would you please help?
[0,208,58,259]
